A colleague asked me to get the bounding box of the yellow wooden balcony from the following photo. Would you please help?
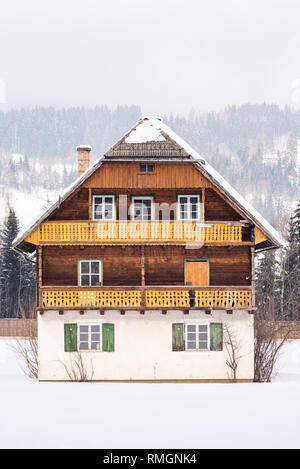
[26,221,242,246]
[40,286,252,309]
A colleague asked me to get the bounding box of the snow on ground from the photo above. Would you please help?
[0,339,300,449]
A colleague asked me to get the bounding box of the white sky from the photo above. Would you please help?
[0,0,300,114]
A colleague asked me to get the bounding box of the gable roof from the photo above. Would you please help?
[13,116,284,251]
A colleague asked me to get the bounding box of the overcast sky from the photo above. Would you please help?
[0,0,300,115]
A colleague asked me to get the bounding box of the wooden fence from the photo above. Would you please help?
[0,319,37,337]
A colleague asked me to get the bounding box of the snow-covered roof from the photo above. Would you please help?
[13,116,284,250]
[125,118,166,143]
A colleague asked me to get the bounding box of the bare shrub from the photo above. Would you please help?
[60,351,94,382]
[11,303,38,379]
[254,320,292,382]
[223,323,242,382]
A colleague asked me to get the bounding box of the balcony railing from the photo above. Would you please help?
[40,286,252,309]
[26,221,242,245]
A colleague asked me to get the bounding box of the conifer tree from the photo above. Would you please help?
[256,250,279,320]
[280,200,300,320]
[0,207,36,317]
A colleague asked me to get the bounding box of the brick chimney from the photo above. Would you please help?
[77,145,92,177]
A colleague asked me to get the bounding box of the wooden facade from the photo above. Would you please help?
[26,160,256,311]
[14,119,281,314]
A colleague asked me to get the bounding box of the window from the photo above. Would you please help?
[178,194,201,220]
[131,196,154,221]
[172,322,222,352]
[93,195,115,220]
[79,259,102,286]
[140,164,154,173]
[186,324,208,350]
[79,324,101,351]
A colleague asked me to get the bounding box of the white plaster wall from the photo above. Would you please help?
[38,310,254,381]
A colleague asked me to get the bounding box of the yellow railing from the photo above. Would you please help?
[27,221,242,245]
[42,289,142,307]
[41,288,252,308]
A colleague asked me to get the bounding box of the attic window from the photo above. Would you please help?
[140,164,154,173]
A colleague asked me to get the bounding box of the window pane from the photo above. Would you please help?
[199,325,207,332]
[91,275,100,286]
[187,324,196,332]
[187,341,196,349]
[104,209,112,219]
[199,333,208,340]
[91,342,100,350]
[91,333,100,341]
[91,325,100,333]
[81,274,90,286]
[190,197,198,204]
[180,197,188,204]
[140,164,147,172]
[91,262,100,273]
[81,262,90,274]
[80,333,89,341]
[199,341,208,349]
[147,164,154,172]
[94,205,103,219]
[80,325,89,332]
[79,342,89,350]
[94,197,102,205]
[187,333,196,340]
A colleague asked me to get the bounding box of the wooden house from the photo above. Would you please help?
[13,116,283,381]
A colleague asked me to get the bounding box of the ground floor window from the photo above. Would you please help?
[64,323,114,352]
[79,324,101,350]
[172,322,223,352]
[186,324,209,350]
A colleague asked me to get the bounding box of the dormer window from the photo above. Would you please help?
[92,195,115,220]
[140,164,154,173]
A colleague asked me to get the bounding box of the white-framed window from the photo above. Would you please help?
[131,196,154,221]
[79,324,101,351]
[178,194,201,221]
[92,195,115,220]
[79,259,102,286]
[186,323,209,350]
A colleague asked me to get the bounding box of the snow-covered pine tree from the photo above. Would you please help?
[281,200,300,320]
[0,207,36,318]
[255,250,280,320]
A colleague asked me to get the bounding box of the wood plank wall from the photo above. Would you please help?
[42,246,251,287]
[47,162,242,222]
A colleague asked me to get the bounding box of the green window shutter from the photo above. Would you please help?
[102,323,115,352]
[210,323,223,351]
[64,323,77,352]
[172,323,185,351]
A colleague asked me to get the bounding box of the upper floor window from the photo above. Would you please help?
[93,195,115,220]
[140,164,154,173]
[131,196,154,221]
[79,259,102,286]
[178,194,201,221]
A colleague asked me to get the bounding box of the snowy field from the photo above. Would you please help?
[0,339,300,449]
